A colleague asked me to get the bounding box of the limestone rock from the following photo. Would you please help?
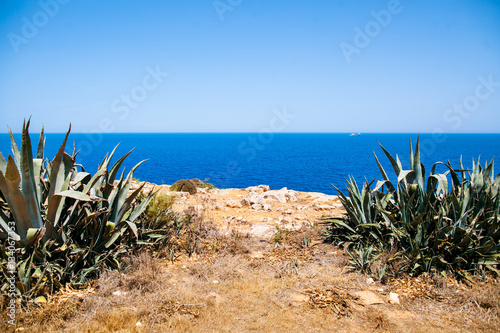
[247,192,266,205]
[261,187,299,203]
[249,223,274,237]
[246,185,270,193]
[242,188,298,205]
[251,204,263,210]
[388,292,400,304]
[235,216,249,224]
[249,202,271,211]
[226,200,243,208]
[224,215,248,225]
[211,203,222,210]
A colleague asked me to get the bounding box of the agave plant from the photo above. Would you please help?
[324,137,500,278]
[0,121,157,301]
[328,177,392,250]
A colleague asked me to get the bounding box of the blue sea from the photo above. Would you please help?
[1,133,499,195]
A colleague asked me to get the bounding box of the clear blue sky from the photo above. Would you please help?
[0,0,499,133]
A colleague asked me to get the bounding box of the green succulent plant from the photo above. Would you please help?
[323,137,500,279]
[0,121,168,302]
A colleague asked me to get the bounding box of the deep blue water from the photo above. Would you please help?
[1,133,499,195]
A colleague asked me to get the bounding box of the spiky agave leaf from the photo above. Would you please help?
[326,137,500,278]
[0,157,32,240]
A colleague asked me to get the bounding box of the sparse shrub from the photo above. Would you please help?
[141,193,176,223]
[170,179,197,194]
[274,226,292,244]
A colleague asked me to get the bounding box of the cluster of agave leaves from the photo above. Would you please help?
[0,121,183,304]
[323,138,500,279]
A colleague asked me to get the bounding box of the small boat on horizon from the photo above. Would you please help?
[349,132,361,136]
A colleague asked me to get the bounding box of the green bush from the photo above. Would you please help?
[170,179,197,194]
[189,178,204,186]
[142,194,176,222]
[193,178,216,190]
[323,138,500,279]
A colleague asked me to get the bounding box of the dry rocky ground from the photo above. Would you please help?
[4,184,500,332]
[169,184,344,239]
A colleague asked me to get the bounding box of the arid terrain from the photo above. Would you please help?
[5,185,500,332]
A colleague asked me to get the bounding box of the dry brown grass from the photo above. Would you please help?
[4,226,500,333]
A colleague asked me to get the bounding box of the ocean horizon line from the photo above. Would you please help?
[2,131,500,135]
